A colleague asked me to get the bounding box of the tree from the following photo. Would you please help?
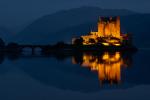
[6,42,21,53]
[0,38,5,49]
[73,37,83,45]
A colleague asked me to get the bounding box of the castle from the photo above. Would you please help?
[72,16,131,46]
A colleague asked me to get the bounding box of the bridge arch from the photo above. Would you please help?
[20,45,45,55]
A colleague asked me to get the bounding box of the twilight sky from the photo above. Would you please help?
[0,0,149,32]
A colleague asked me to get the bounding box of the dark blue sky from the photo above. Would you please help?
[0,0,149,13]
[0,0,149,32]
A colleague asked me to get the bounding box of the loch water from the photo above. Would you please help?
[0,49,150,100]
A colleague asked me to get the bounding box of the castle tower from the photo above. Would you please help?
[97,16,121,38]
[98,17,104,37]
[116,16,121,38]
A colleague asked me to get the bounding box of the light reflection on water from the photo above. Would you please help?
[1,50,150,93]
[0,50,150,100]
[72,52,132,85]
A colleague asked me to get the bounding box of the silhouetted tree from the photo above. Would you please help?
[73,37,83,45]
[54,41,68,49]
[0,38,5,49]
[7,43,18,48]
[56,41,65,46]
[42,45,52,55]
[6,42,21,53]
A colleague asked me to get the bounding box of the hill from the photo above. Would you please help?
[14,7,150,47]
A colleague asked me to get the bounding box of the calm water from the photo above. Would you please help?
[0,50,150,100]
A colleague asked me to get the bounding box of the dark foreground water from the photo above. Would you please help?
[0,49,150,100]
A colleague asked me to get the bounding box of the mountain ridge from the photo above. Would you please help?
[12,7,150,47]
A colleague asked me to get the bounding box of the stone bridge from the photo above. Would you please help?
[18,45,51,55]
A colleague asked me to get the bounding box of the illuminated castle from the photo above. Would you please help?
[72,16,131,46]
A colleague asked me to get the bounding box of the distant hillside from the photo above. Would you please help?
[14,7,150,47]
[121,14,150,47]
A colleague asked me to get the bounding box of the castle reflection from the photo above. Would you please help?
[0,50,133,86]
[72,52,132,85]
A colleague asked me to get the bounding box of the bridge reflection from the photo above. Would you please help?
[72,52,133,85]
